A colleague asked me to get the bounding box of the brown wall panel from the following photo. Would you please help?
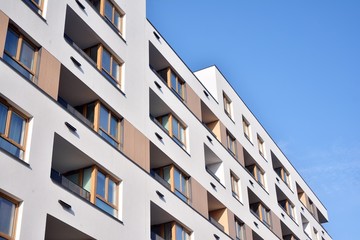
[123,119,150,172]
[227,209,236,239]
[271,212,282,239]
[190,178,208,218]
[186,85,202,121]
[244,224,253,240]
[219,121,227,147]
[0,11,9,57]
[236,140,245,166]
[37,48,61,100]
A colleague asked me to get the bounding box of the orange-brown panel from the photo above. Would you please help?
[123,119,150,172]
[271,211,282,239]
[236,140,245,166]
[219,121,227,147]
[37,48,61,99]
[185,84,202,121]
[190,178,208,218]
[0,10,9,57]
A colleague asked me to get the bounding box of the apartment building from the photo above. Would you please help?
[0,0,331,239]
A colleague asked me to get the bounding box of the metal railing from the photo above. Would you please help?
[51,169,91,201]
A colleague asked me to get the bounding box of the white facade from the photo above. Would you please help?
[0,0,330,240]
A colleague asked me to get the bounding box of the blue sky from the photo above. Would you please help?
[147,1,360,239]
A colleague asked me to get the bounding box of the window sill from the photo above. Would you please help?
[232,193,243,206]
[0,148,31,169]
[224,110,235,124]
[21,0,47,23]
[244,133,253,145]
[259,151,267,162]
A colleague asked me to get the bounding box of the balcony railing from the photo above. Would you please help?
[150,170,171,190]
[209,216,225,231]
[58,97,94,129]
[151,232,165,240]
[51,169,91,201]
[206,166,221,183]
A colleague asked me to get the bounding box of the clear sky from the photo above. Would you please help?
[147,1,360,239]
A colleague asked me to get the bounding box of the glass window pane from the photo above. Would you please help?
[172,117,179,138]
[0,197,15,236]
[114,11,121,29]
[96,171,106,198]
[177,81,183,96]
[163,166,171,184]
[86,103,95,123]
[0,138,22,158]
[4,29,19,58]
[95,198,116,216]
[174,168,180,190]
[170,72,177,91]
[102,48,111,73]
[104,0,113,21]
[161,115,169,131]
[110,115,118,139]
[0,103,8,134]
[99,105,109,131]
[181,175,187,193]
[111,60,119,80]
[82,167,92,192]
[66,172,80,185]
[175,225,183,240]
[3,54,33,80]
[108,179,116,205]
[99,129,117,147]
[8,112,25,145]
[20,40,35,70]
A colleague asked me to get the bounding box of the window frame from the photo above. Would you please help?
[226,130,237,157]
[85,44,122,86]
[248,164,265,188]
[235,218,245,240]
[223,92,232,119]
[257,134,265,157]
[251,202,271,228]
[3,26,39,81]
[230,172,240,199]
[81,101,123,150]
[0,98,28,159]
[90,0,124,34]
[24,0,44,14]
[275,166,290,187]
[242,116,251,141]
[279,199,295,220]
[94,167,119,212]
[155,221,190,240]
[156,113,187,148]
[0,192,19,240]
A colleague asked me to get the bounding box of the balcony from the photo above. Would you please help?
[44,214,95,240]
[248,189,272,229]
[150,202,191,240]
[275,186,296,222]
[244,148,266,190]
[281,221,300,240]
[51,134,120,217]
[207,192,231,234]
[150,89,187,150]
[201,100,222,141]
[204,144,225,186]
[150,142,191,204]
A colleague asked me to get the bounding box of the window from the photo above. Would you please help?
[279,199,295,220]
[4,27,38,81]
[78,101,123,149]
[158,68,186,101]
[88,0,124,34]
[23,0,44,15]
[275,167,290,187]
[0,99,27,159]
[230,172,240,199]
[0,194,18,240]
[153,165,190,203]
[247,164,265,188]
[64,166,119,216]
[223,93,232,119]
[156,114,186,148]
[226,131,236,157]
[152,222,190,240]
[242,116,251,141]
[250,202,271,228]
[257,134,265,157]
[235,218,245,240]
[85,44,122,86]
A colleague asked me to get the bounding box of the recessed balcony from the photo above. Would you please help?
[204,144,225,186]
